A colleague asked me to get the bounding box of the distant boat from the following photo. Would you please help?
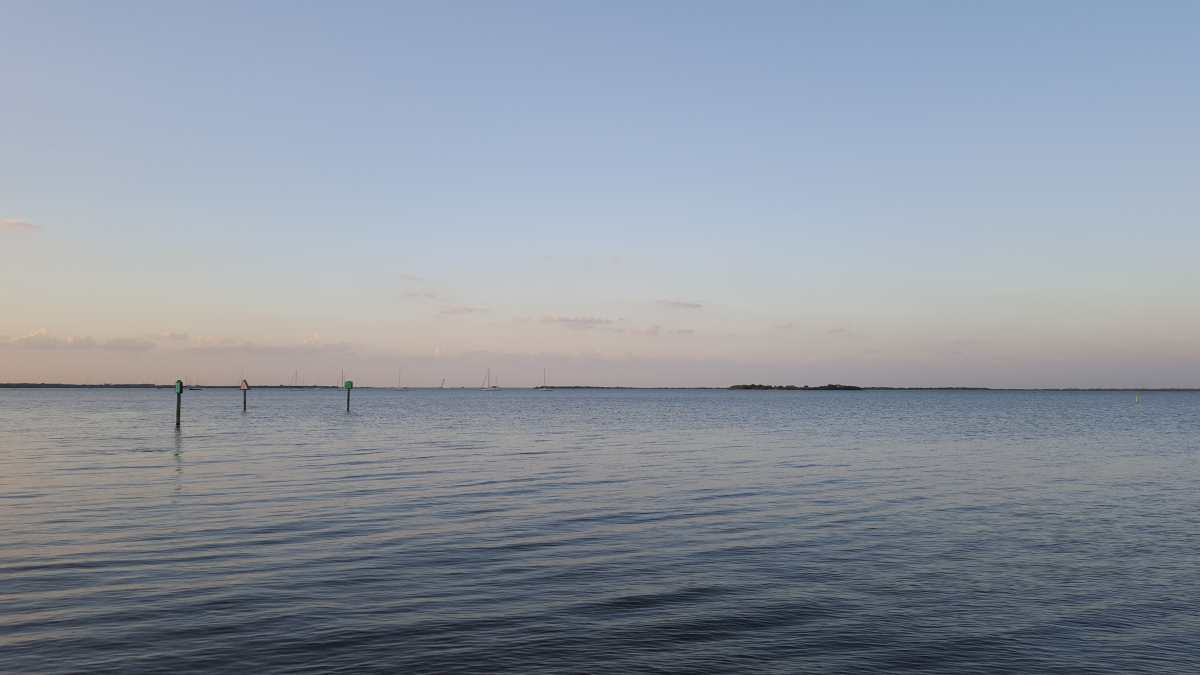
[481,369,499,390]
[537,368,549,390]
[187,377,201,391]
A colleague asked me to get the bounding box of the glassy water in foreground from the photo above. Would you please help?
[1,388,1198,673]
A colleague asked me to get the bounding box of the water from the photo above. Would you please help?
[2,388,1198,674]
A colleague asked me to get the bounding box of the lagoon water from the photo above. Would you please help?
[1,388,1198,673]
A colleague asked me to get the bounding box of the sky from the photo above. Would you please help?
[2,1,1199,387]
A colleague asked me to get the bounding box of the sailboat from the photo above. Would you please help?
[187,376,202,391]
[481,369,499,390]
[537,368,549,390]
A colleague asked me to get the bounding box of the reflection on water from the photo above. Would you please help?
[173,434,184,498]
[1,388,1198,673]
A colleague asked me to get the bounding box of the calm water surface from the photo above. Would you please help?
[1,389,1198,673]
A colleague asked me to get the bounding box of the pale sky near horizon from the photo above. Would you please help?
[2,2,1199,387]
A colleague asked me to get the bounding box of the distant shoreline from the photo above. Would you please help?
[1,383,1198,392]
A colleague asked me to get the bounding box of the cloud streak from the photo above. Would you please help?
[657,299,703,310]
[439,305,488,316]
[183,339,357,356]
[400,290,443,301]
[6,329,154,351]
[1,218,40,233]
[102,337,157,351]
[541,315,616,330]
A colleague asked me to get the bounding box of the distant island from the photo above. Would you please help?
[2,383,1198,392]
[0,383,342,389]
[730,384,864,391]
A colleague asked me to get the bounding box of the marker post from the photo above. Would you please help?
[344,380,353,412]
[241,379,250,412]
[174,380,183,427]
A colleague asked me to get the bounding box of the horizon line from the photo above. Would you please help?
[2,382,1199,392]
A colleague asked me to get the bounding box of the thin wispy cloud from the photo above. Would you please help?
[657,300,703,310]
[400,290,442,301]
[102,337,156,351]
[541,315,616,330]
[6,329,154,351]
[439,305,488,316]
[8,330,64,349]
[1,218,41,233]
[630,325,662,337]
[184,338,356,356]
[190,335,241,348]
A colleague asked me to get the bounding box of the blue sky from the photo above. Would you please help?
[2,2,1198,386]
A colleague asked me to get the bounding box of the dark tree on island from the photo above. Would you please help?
[730,384,863,391]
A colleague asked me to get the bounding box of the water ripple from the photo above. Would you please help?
[2,389,1198,673]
